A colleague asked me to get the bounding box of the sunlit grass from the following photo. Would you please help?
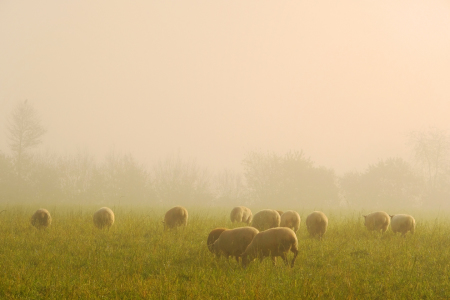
[1,205,450,299]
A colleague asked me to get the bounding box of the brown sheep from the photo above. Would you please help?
[211,227,259,262]
[93,207,115,229]
[163,206,188,230]
[241,227,299,268]
[230,206,253,225]
[390,214,415,237]
[251,209,280,231]
[306,211,328,239]
[207,228,228,252]
[280,210,301,233]
[363,211,390,233]
[31,208,52,229]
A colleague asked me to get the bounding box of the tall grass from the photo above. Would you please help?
[1,206,450,299]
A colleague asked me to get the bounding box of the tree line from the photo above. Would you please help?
[1,101,450,209]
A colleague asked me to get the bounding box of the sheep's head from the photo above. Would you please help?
[210,241,218,254]
[241,254,249,268]
[363,215,369,227]
[241,252,256,268]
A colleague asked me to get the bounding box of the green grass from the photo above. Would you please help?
[1,206,450,299]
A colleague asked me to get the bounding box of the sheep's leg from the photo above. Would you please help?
[281,254,289,266]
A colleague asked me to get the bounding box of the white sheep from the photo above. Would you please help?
[93,207,115,229]
[363,211,390,233]
[306,211,328,239]
[163,206,188,230]
[280,210,301,233]
[31,208,52,229]
[241,227,299,268]
[251,209,280,231]
[390,214,415,237]
[230,206,253,225]
[211,227,259,262]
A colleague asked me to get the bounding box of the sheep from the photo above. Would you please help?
[241,227,298,268]
[306,211,328,239]
[30,208,52,229]
[363,211,390,233]
[211,227,259,262]
[207,228,228,252]
[251,209,280,231]
[93,207,115,229]
[163,206,188,230]
[280,210,301,233]
[390,214,415,237]
[230,206,253,225]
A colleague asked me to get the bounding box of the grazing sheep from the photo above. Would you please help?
[230,206,253,225]
[207,228,228,252]
[211,227,259,262]
[241,227,298,268]
[390,214,415,237]
[280,210,301,233]
[31,208,52,229]
[363,211,390,233]
[306,211,328,239]
[251,209,280,231]
[276,210,284,216]
[163,206,188,230]
[93,207,115,229]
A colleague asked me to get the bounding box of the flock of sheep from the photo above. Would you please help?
[30,207,115,230]
[29,206,415,268]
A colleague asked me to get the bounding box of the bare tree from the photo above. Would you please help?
[213,169,249,206]
[242,150,340,208]
[408,128,450,190]
[151,152,212,206]
[6,101,46,181]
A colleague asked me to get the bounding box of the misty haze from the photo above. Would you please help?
[1,1,450,299]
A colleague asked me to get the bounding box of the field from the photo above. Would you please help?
[1,206,450,299]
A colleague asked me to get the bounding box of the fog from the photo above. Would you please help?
[1,0,450,174]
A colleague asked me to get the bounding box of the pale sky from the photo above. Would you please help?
[1,1,449,174]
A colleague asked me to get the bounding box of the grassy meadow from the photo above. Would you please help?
[1,205,450,299]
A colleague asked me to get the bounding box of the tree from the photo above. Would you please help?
[408,128,450,203]
[96,149,151,205]
[213,169,249,206]
[0,151,15,202]
[58,151,97,203]
[25,151,63,203]
[242,150,340,208]
[6,101,46,182]
[340,157,423,208]
[151,153,213,206]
